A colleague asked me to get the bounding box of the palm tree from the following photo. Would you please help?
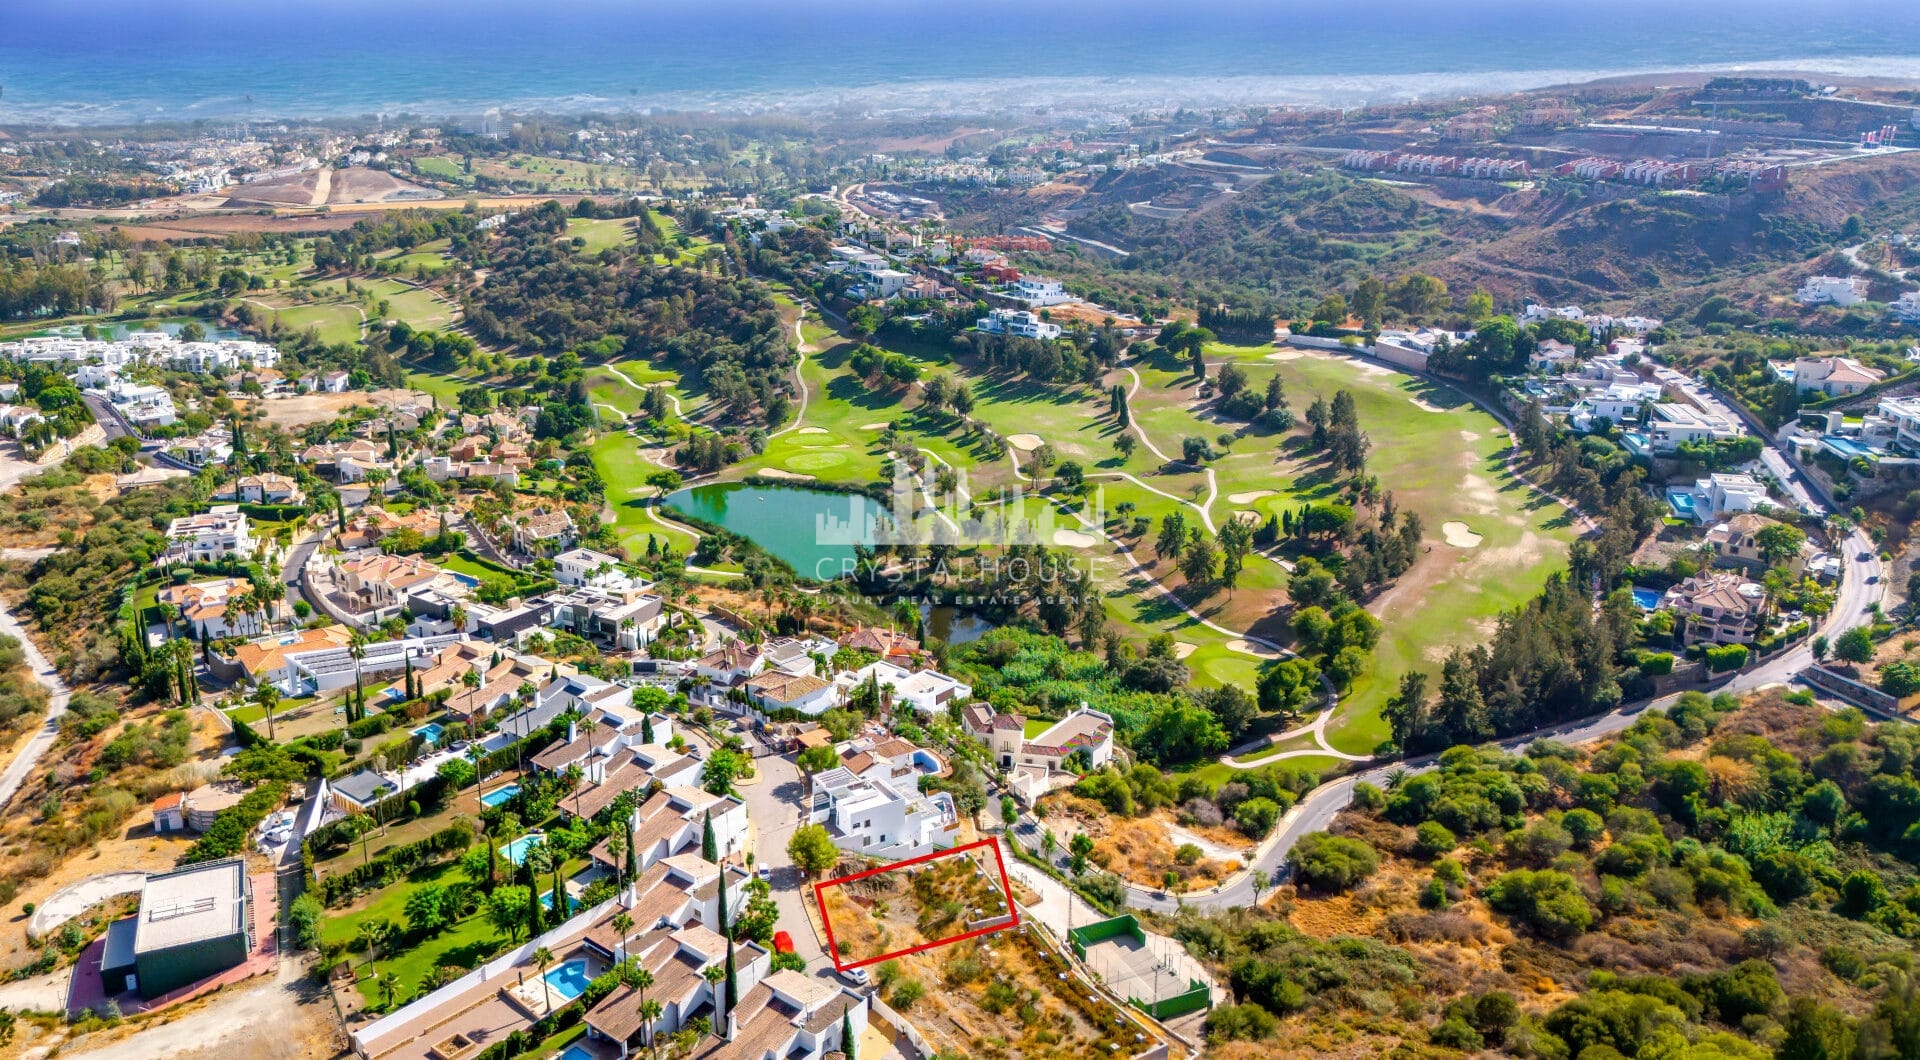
[628,965,656,1049]
[348,631,369,721]
[157,603,178,643]
[532,945,555,1012]
[610,912,634,965]
[639,997,663,1057]
[253,680,281,741]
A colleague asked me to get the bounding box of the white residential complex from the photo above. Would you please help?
[1796,275,1870,307]
[976,308,1061,340]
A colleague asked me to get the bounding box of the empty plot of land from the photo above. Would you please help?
[816,840,1017,969]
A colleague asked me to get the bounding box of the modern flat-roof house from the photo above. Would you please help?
[328,769,399,814]
[545,585,666,652]
[1796,275,1870,307]
[1668,472,1771,525]
[977,307,1061,340]
[838,660,971,717]
[161,509,254,564]
[1664,572,1768,647]
[1647,403,1741,452]
[805,766,957,860]
[101,859,253,1000]
[553,548,637,591]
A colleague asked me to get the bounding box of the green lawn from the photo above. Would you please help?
[366,278,458,331]
[566,218,634,254]
[321,861,509,1008]
[256,300,363,345]
[412,156,472,183]
[590,432,700,555]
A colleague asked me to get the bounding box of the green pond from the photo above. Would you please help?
[665,482,880,580]
[665,483,998,642]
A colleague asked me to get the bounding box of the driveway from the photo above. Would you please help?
[739,747,827,968]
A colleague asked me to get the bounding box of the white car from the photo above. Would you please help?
[839,966,870,987]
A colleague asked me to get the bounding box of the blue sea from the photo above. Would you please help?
[3,0,1920,125]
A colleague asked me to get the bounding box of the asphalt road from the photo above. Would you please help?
[80,393,132,444]
[281,528,324,614]
[0,592,70,814]
[1010,524,1888,915]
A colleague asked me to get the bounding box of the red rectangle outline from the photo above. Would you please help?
[812,837,1021,971]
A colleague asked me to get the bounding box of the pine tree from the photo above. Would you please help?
[702,810,718,863]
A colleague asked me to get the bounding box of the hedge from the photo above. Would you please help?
[1637,652,1675,676]
[1705,644,1751,673]
[181,781,289,864]
[312,821,474,906]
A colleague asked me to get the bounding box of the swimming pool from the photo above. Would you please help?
[1666,491,1698,519]
[558,1044,595,1060]
[500,832,545,866]
[413,722,445,744]
[480,783,521,809]
[539,889,579,915]
[542,959,592,1002]
[1631,587,1662,611]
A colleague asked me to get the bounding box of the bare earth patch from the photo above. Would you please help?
[1442,521,1484,548]
[248,388,431,428]
[1409,397,1448,412]
[1460,429,1482,442]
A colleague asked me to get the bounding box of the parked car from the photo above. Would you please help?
[773,930,795,955]
[755,865,772,881]
[839,966,870,986]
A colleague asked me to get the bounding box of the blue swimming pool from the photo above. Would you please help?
[543,959,592,1002]
[500,832,544,865]
[480,783,521,809]
[1667,491,1698,518]
[539,889,579,915]
[1632,587,1662,611]
[558,1044,595,1060]
[413,722,445,744]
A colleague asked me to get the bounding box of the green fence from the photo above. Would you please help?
[1067,914,1140,959]
[1068,914,1214,1020]
[1139,980,1212,1020]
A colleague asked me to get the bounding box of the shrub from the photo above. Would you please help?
[1484,869,1594,937]
[890,979,924,1009]
[1413,821,1457,859]
[1290,833,1379,892]
[1429,1017,1484,1051]
[1563,808,1605,848]
[1351,782,1385,811]
[1203,1003,1277,1042]
[1234,797,1281,837]
[1637,652,1675,676]
[1174,843,1203,865]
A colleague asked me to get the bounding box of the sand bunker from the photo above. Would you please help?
[859,423,889,430]
[1459,430,1482,442]
[1442,521,1484,548]
[1052,529,1099,548]
[1173,642,1198,660]
[1226,639,1283,659]
[1265,350,1304,361]
[1227,490,1276,504]
[755,468,816,482]
[1409,397,1447,412]
[1008,434,1046,452]
[797,426,829,435]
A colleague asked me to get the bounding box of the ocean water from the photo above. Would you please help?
[3,0,1920,125]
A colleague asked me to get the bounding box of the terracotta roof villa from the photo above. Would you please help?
[348,855,866,1060]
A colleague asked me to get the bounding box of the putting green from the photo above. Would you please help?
[786,451,848,472]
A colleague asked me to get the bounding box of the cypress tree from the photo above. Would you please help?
[842,1010,855,1060]
[718,871,736,1023]
[702,810,717,863]
[642,715,654,745]
[624,819,637,880]
[526,869,543,935]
